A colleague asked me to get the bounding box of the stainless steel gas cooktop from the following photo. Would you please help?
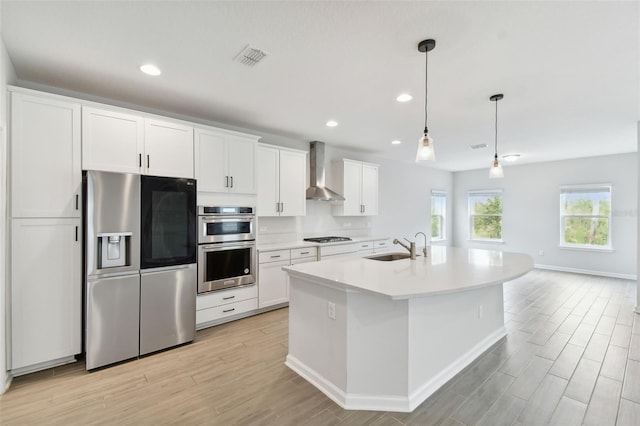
[303,236,352,244]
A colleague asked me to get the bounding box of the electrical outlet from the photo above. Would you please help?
[538,249,544,256]
[478,304,484,319]
[259,226,268,232]
[328,302,336,320]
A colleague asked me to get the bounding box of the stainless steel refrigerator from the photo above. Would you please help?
[84,170,197,370]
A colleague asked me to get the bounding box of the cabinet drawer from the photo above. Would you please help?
[374,239,392,250]
[196,284,258,310]
[196,298,258,325]
[291,247,317,260]
[259,249,291,264]
[358,241,374,252]
[320,243,358,258]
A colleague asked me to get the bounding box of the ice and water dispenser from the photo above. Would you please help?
[97,232,132,269]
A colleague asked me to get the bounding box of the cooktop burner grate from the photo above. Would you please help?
[303,236,352,243]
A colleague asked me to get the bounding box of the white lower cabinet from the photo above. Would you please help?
[11,218,81,371]
[196,284,258,328]
[258,247,317,308]
[373,239,392,253]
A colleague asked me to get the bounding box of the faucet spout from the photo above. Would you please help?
[393,238,417,260]
[414,232,428,257]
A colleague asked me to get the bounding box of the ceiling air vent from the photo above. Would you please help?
[234,45,268,67]
[470,143,488,150]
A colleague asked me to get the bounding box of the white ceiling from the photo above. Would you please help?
[2,1,638,171]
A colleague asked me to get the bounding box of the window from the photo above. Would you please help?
[560,185,611,249]
[469,190,503,241]
[431,191,446,241]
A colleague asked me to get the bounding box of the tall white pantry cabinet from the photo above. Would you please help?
[9,88,82,373]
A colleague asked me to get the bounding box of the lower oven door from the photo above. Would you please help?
[198,241,256,294]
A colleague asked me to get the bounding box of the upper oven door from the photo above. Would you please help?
[198,215,255,244]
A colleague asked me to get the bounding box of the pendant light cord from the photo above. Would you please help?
[494,98,498,158]
[424,47,428,132]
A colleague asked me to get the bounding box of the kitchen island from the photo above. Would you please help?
[283,246,533,412]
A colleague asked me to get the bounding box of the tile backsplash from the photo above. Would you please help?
[256,201,373,244]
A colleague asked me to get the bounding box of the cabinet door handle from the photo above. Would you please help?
[225,176,229,188]
[300,251,309,255]
[363,204,366,213]
[270,255,281,259]
[230,176,233,188]
[75,194,79,210]
[138,153,142,167]
[276,202,280,213]
[222,295,235,300]
[280,202,283,212]
[75,226,78,242]
[223,308,235,313]
[147,154,150,169]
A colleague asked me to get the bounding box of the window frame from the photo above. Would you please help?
[559,184,612,251]
[468,189,504,243]
[430,190,447,242]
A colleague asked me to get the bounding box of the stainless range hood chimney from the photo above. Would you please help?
[306,141,345,201]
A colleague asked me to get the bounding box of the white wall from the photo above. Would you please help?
[453,153,637,279]
[256,141,453,246]
[1,15,18,393]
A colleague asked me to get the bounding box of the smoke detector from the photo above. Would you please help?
[234,45,268,67]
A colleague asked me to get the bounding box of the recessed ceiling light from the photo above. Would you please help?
[396,93,413,102]
[326,120,338,127]
[140,64,161,76]
[502,154,521,162]
[391,140,402,145]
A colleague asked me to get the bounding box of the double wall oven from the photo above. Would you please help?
[197,206,256,294]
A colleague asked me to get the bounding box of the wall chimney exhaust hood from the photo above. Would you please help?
[306,141,345,201]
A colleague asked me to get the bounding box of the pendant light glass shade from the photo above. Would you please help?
[416,39,436,163]
[416,131,435,162]
[489,155,504,178]
[488,93,504,178]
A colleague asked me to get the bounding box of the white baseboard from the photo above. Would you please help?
[1,371,12,395]
[407,326,507,411]
[535,264,637,281]
[285,326,507,413]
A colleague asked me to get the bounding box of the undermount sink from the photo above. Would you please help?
[366,252,414,261]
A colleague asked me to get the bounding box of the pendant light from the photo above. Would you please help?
[488,93,504,178]
[416,39,436,162]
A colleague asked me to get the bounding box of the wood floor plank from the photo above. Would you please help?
[507,356,553,400]
[516,374,567,425]
[622,359,640,403]
[601,345,629,381]
[583,375,623,426]
[548,396,587,426]
[476,393,527,426]
[451,370,514,425]
[611,324,633,348]
[564,358,602,404]
[617,398,640,426]
[549,343,585,380]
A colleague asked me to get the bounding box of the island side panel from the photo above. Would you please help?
[345,291,410,400]
[407,283,506,405]
[286,275,348,398]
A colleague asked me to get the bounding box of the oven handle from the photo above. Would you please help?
[199,215,255,221]
[199,242,256,251]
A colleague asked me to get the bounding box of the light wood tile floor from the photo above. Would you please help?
[1,269,639,425]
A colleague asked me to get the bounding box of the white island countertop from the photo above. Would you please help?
[283,246,534,300]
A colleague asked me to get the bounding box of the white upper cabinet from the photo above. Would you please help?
[256,144,306,217]
[82,107,144,174]
[332,159,379,216]
[195,128,258,194]
[11,91,82,218]
[144,119,194,179]
[82,107,194,178]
